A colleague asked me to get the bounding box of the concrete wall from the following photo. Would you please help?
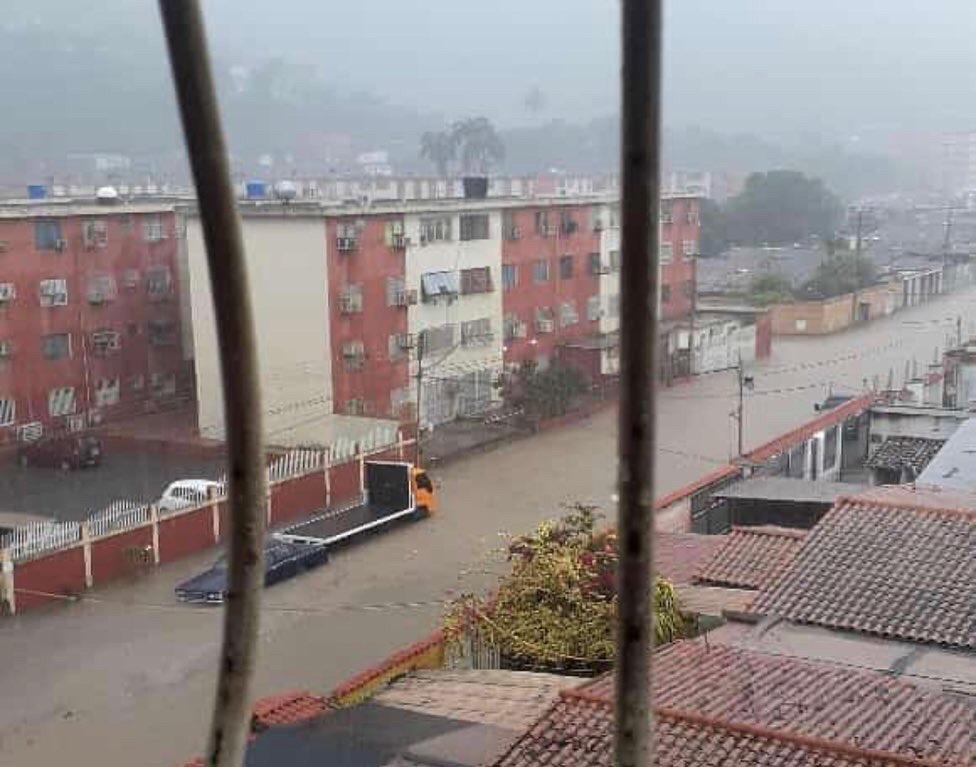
[769,282,898,336]
[186,215,332,443]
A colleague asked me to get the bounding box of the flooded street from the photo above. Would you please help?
[1,287,974,767]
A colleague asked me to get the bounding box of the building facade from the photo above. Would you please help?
[0,201,187,443]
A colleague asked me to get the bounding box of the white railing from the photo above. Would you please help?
[87,500,153,539]
[268,449,324,483]
[0,520,82,562]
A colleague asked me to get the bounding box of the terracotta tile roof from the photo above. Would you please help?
[495,640,976,766]
[751,496,976,649]
[372,669,568,731]
[694,526,806,590]
[865,436,945,473]
[250,689,330,730]
[654,532,726,585]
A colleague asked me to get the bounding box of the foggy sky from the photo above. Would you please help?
[6,0,976,138]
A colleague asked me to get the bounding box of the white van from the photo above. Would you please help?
[158,479,223,512]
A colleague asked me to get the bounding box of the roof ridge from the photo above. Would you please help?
[729,524,807,539]
[556,689,955,767]
[837,494,976,519]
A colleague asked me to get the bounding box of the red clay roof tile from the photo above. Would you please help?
[694,526,806,590]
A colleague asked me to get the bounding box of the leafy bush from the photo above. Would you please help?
[443,505,684,671]
[496,360,588,421]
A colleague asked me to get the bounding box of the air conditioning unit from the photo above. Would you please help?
[0,283,14,302]
[593,221,604,232]
[596,264,611,275]
[391,233,407,249]
[395,288,419,306]
[0,340,12,357]
[515,322,528,338]
[339,294,361,314]
[88,290,106,305]
[536,319,555,333]
[0,240,10,253]
[18,421,43,443]
[508,226,522,240]
[337,236,358,252]
[342,342,365,359]
[55,239,68,252]
[543,225,558,237]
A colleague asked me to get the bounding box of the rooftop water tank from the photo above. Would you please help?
[96,186,120,204]
[274,180,298,201]
[27,184,47,200]
[245,180,267,199]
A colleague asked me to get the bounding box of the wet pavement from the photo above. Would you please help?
[1,287,975,767]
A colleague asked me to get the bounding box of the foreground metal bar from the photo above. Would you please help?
[616,1,662,766]
[158,3,267,766]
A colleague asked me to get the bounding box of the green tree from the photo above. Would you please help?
[698,198,729,257]
[443,505,684,671]
[725,170,841,246]
[747,273,794,306]
[451,117,505,175]
[419,129,457,176]
[799,253,877,299]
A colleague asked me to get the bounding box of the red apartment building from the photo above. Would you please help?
[660,196,699,320]
[0,201,187,442]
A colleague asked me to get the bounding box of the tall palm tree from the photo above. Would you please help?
[419,130,456,177]
[451,117,505,176]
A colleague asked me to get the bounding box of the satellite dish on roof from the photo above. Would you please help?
[96,186,120,204]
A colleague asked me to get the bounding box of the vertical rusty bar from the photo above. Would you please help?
[616,1,662,766]
[157,2,267,766]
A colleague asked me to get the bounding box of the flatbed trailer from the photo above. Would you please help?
[277,460,430,548]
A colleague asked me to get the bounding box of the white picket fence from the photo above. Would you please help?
[0,427,404,564]
[0,520,82,563]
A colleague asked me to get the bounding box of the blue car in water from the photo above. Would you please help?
[175,535,329,604]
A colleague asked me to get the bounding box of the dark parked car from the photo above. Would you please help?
[175,536,329,604]
[18,435,102,470]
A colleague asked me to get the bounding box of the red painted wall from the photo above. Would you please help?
[660,197,700,321]
[755,311,773,359]
[14,546,86,609]
[329,461,360,506]
[158,506,214,561]
[90,525,154,584]
[271,473,326,524]
[0,209,186,442]
[501,204,601,367]
[325,216,408,418]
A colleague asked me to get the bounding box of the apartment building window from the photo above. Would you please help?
[390,387,410,417]
[421,270,459,302]
[588,253,603,275]
[560,210,578,235]
[534,211,552,236]
[90,329,121,356]
[503,313,525,340]
[384,219,406,248]
[682,239,697,258]
[123,269,140,289]
[683,280,695,298]
[534,307,555,333]
[48,386,76,417]
[388,333,411,361]
[41,333,71,360]
[660,200,673,224]
[146,266,172,298]
[587,295,602,321]
[533,259,550,283]
[460,267,493,295]
[421,323,455,353]
[87,273,117,304]
[609,204,620,229]
[35,220,62,251]
[147,319,177,346]
[338,284,364,314]
[459,214,489,241]
[386,276,406,306]
[660,242,673,263]
[609,250,621,271]
[608,294,620,317]
[39,278,68,306]
[150,372,177,398]
[589,206,605,232]
[0,398,14,427]
[94,377,121,407]
[143,214,165,242]
[461,317,492,346]
[82,219,109,249]
[502,263,519,292]
[662,284,672,303]
[0,282,15,304]
[345,398,367,416]
[559,301,579,327]
[419,216,452,244]
[502,211,520,240]
[686,206,698,225]
[342,340,366,371]
[130,374,145,392]
[559,255,574,280]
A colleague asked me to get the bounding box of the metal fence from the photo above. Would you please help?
[0,520,82,562]
[88,500,153,539]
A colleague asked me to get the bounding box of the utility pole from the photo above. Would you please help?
[414,332,425,466]
[943,205,954,291]
[734,354,754,457]
[852,208,863,323]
